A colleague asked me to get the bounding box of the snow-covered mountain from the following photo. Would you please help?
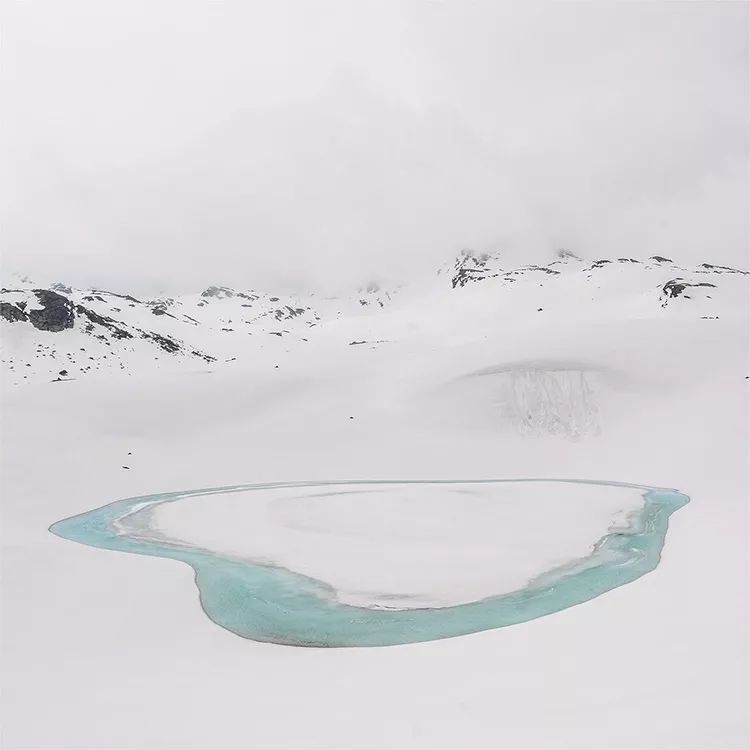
[1,251,746,385]
[0,274,398,383]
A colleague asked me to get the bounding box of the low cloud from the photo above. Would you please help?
[2,2,747,293]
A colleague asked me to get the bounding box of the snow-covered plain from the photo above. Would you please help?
[1,253,748,748]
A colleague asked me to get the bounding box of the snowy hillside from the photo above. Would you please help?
[2,251,745,385]
[0,276,397,382]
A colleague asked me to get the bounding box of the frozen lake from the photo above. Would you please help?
[50,478,688,647]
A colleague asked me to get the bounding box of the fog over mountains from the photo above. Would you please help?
[2,3,748,293]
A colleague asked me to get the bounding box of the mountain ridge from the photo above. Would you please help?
[2,251,747,385]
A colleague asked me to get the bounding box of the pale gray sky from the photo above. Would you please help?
[2,1,748,293]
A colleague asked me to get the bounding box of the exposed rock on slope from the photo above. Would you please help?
[2,290,75,332]
[445,250,501,288]
[1,301,28,324]
[2,252,746,385]
[1,287,215,381]
[660,279,717,306]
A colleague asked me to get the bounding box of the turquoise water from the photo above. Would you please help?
[49,479,688,648]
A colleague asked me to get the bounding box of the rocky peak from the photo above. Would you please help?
[202,285,235,299]
[555,248,581,260]
[447,250,503,288]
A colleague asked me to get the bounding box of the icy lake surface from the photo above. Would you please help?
[50,479,688,647]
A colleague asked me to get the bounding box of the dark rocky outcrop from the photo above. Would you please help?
[202,286,234,299]
[93,289,142,303]
[661,278,717,305]
[663,280,688,298]
[151,307,176,318]
[201,286,258,301]
[273,306,306,321]
[28,290,75,332]
[450,251,499,288]
[699,263,748,275]
[76,306,133,339]
[524,265,560,275]
[139,330,180,353]
[1,302,28,323]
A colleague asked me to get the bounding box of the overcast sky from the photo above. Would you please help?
[2,1,748,293]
